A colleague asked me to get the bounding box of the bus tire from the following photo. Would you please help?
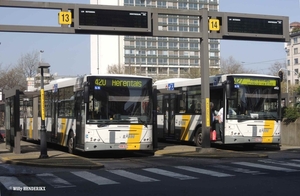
[67,131,75,154]
[194,127,202,146]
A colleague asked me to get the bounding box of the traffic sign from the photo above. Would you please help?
[209,19,220,31]
[58,11,72,25]
[168,83,174,90]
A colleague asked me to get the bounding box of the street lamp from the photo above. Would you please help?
[39,50,44,62]
[38,62,50,159]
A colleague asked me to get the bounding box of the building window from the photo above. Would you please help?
[294,47,298,54]
[124,0,134,6]
[190,43,199,50]
[157,1,166,8]
[179,2,187,9]
[168,26,178,31]
[295,58,299,65]
[179,42,189,49]
[158,58,168,65]
[293,37,298,44]
[189,3,198,10]
[169,42,178,49]
[179,26,188,32]
[287,60,290,66]
[135,0,145,6]
[168,17,177,24]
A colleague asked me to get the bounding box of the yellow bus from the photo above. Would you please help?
[154,74,282,149]
[21,74,154,153]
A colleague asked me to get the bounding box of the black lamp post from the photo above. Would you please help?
[38,63,50,159]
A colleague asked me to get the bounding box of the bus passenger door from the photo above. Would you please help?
[75,91,85,149]
[163,94,176,139]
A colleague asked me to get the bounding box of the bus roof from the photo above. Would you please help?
[154,73,280,89]
[84,74,152,80]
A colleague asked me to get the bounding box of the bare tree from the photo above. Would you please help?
[268,61,286,76]
[17,50,40,78]
[0,65,27,91]
[107,64,124,74]
[220,56,257,74]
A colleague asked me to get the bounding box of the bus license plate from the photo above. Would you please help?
[119,144,127,149]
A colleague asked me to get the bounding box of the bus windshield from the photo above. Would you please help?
[227,84,280,121]
[86,77,152,124]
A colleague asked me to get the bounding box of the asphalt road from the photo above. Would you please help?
[1,157,300,196]
[1,142,300,195]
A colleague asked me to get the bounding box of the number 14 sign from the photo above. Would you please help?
[209,19,220,31]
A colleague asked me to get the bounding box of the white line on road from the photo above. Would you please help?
[37,173,75,188]
[71,171,119,185]
[175,166,234,177]
[108,170,159,182]
[258,159,300,168]
[213,165,266,175]
[0,176,26,190]
[232,162,298,172]
[143,168,197,180]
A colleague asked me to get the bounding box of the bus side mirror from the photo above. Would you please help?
[225,77,233,99]
[84,84,89,103]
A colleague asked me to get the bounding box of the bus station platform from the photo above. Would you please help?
[0,140,271,169]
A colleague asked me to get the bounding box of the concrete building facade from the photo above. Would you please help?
[90,0,220,79]
[285,22,300,85]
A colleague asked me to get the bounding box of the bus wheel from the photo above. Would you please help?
[194,127,202,146]
[67,132,75,154]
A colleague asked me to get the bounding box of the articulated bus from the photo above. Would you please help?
[153,74,282,148]
[20,74,154,153]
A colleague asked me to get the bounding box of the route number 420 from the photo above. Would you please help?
[209,19,220,31]
[58,11,72,25]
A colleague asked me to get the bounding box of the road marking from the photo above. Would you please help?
[108,170,159,182]
[214,165,266,175]
[258,159,300,168]
[232,162,298,172]
[71,171,119,185]
[0,176,26,190]
[175,166,234,177]
[143,168,197,180]
[37,173,75,188]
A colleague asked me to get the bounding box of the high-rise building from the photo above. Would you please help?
[285,22,300,85]
[90,0,220,80]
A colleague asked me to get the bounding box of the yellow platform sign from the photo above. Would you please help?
[58,11,72,25]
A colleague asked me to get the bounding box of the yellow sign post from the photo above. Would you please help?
[209,19,220,31]
[58,11,72,25]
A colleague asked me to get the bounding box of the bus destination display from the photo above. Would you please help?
[93,78,143,88]
[228,17,283,35]
[234,77,277,86]
[79,8,148,28]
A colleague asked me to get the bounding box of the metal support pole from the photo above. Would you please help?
[39,64,49,158]
[200,9,210,148]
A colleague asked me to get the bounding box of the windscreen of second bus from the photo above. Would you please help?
[226,76,280,121]
[86,76,152,124]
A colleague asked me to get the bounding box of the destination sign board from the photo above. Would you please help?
[79,8,148,29]
[90,77,145,88]
[233,77,277,86]
[227,17,283,35]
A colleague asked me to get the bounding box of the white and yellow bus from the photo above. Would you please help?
[153,74,282,149]
[20,74,154,153]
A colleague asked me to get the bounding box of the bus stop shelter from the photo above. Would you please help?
[3,87,39,154]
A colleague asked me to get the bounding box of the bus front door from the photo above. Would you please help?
[163,94,176,140]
